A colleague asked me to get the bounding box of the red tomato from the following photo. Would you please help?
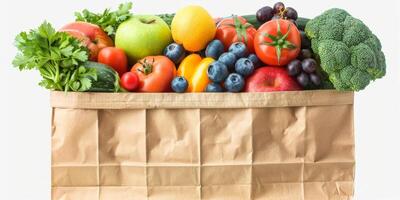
[215,16,257,53]
[98,47,128,76]
[254,19,301,66]
[131,56,176,92]
[120,72,139,91]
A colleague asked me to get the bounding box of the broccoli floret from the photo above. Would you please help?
[305,8,386,91]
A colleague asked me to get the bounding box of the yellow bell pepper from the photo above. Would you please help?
[177,54,214,92]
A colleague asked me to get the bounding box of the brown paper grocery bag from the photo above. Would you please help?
[50,90,355,200]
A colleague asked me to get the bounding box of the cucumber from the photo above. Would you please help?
[83,61,120,92]
[241,15,263,29]
[296,17,310,31]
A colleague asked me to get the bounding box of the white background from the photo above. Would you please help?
[0,0,399,199]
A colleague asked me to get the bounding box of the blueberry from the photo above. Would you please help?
[171,76,188,93]
[205,40,225,59]
[228,42,248,58]
[235,58,255,77]
[218,52,237,71]
[163,43,186,65]
[207,61,229,83]
[247,54,262,68]
[225,73,245,92]
[205,83,224,92]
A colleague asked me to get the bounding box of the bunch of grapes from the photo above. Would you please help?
[287,50,322,88]
[256,2,298,25]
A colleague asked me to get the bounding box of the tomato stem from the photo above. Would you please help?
[137,58,155,75]
[260,20,297,65]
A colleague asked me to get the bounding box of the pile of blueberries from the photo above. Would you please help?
[171,40,262,93]
[205,40,261,92]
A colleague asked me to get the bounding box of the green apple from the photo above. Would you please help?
[115,15,172,64]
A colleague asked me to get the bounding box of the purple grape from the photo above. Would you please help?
[285,7,298,20]
[256,6,274,23]
[287,59,302,76]
[297,73,310,87]
[301,58,317,73]
[273,2,285,14]
[298,49,313,60]
[310,73,321,86]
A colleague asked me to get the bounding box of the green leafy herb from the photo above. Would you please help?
[74,2,133,38]
[13,22,96,92]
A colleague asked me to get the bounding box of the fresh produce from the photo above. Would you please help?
[74,2,133,38]
[177,54,214,92]
[235,58,255,77]
[248,54,262,68]
[83,61,120,92]
[13,22,96,91]
[98,47,128,76]
[177,54,202,79]
[205,40,225,60]
[218,52,237,71]
[163,43,186,65]
[287,59,302,76]
[296,18,309,31]
[60,22,114,61]
[299,31,311,50]
[215,16,257,53]
[171,5,216,52]
[224,73,245,92]
[305,8,386,91]
[301,58,317,73]
[310,73,322,86]
[115,15,172,64]
[199,42,258,92]
[131,56,176,92]
[206,83,224,92]
[207,61,229,83]
[286,50,325,89]
[298,49,312,60]
[254,19,301,66]
[229,42,249,58]
[256,6,274,23]
[171,76,188,93]
[273,2,285,14]
[13,3,387,93]
[120,72,139,91]
[245,67,301,92]
[296,72,310,88]
[285,8,298,20]
[256,2,299,25]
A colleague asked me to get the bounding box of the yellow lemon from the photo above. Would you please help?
[171,5,216,52]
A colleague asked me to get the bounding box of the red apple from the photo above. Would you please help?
[245,67,301,92]
[60,22,114,61]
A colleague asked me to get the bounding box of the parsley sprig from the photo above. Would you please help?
[12,22,96,91]
[74,2,133,39]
